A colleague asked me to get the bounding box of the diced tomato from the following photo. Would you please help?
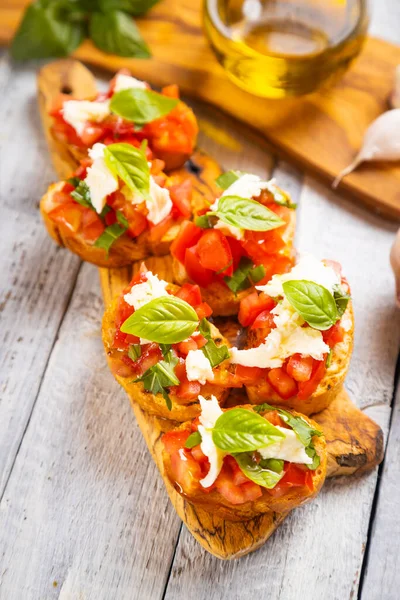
[131,343,163,377]
[162,430,191,454]
[227,237,244,270]
[150,158,166,175]
[243,229,285,258]
[234,365,265,385]
[148,215,174,242]
[184,246,214,287]
[267,368,298,400]
[238,292,276,327]
[176,338,198,356]
[170,449,202,495]
[196,230,233,276]
[80,124,104,147]
[266,464,312,497]
[169,179,192,218]
[255,254,294,286]
[171,221,203,264]
[81,209,105,242]
[215,468,245,505]
[250,309,276,333]
[112,329,131,350]
[48,202,85,233]
[297,359,326,401]
[52,190,73,205]
[225,456,250,486]
[323,322,345,348]
[212,370,243,388]
[286,354,314,383]
[175,283,202,306]
[162,84,179,98]
[142,101,198,157]
[194,302,213,320]
[192,333,207,349]
[263,410,286,428]
[241,481,263,502]
[174,361,202,399]
[191,444,208,464]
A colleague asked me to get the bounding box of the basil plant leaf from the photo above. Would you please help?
[185,431,202,449]
[305,445,321,470]
[89,11,151,58]
[121,296,199,343]
[71,180,93,208]
[199,318,212,340]
[104,142,150,200]
[94,222,127,255]
[224,256,266,294]
[275,409,322,446]
[215,170,247,190]
[110,88,179,126]
[282,280,338,331]
[201,340,230,368]
[212,408,284,453]
[332,284,351,318]
[99,0,160,15]
[11,0,85,60]
[213,195,285,232]
[233,453,284,489]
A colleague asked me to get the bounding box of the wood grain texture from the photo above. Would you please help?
[2,1,400,218]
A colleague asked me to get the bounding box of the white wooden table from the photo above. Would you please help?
[1,4,400,597]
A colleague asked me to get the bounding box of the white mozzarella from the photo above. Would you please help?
[84,143,118,214]
[113,74,147,92]
[258,427,313,464]
[123,271,168,310]
[185,350,214,385]
[197,396,225,488]
[62,100,110,136]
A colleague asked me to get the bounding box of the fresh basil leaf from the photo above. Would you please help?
[305,445,321,470]
[249,264,266,284]
[94,222,127,255]
[253,403,322,447]
[332,284,351,318]
[135,352,179,410]
[282,280,338,331]
[195,215,213,229]
[121,296,199,343]
[212,195,284,232]
[159,343,172,358]
[110,88,179,126]
[70,180,93,208]
[201,339,230,368]
[162,390,172,411]
[103,142,150,200]
[128,344,141,361]
[185,431,202,449]
[116,209,129,228]
[11,0,85,60]
[215,170,247,190]
[261,458,284,473]
[199,318,212,340]
[233,453,284,489]
[89,10,151,58]
[99,0,160,15]
[224,256,253,294]
[67,177,81,188]
[212,408,284,453]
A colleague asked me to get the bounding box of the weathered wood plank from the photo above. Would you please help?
[0,51,81,496]
[0,264,181,599]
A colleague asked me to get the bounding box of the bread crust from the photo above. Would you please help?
[172,210,296,317]
[102,296,231,421]
[245,302,354,415]
[162,407,327,521]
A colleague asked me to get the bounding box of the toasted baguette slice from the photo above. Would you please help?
[245,302,354,415]
[102,295,231,421]
[172,209,296,317]
[163,406,326,521]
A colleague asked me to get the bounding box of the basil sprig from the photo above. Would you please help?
[212,408,284,453]
[210,195,284,233]
[110,89,179,126]
[104,143,150,200]
[224,256,265,294]
[121,296,199,343]
[70,180,93,208]
[197,318,230,368]
[332,284,350,318]
[94,210,128,255]
[215,170,247,190]
[11,0,158,61]
[282,280,339,331]
[233,454,284,489]
[135,349,179,410]
[185,431,202,449]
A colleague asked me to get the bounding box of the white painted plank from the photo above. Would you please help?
[0,264,181,600]
[0,52,81,495]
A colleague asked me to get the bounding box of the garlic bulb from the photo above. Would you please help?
[333,109,400,188]
[390,228,400,307]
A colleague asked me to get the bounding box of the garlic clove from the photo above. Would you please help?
[390,228,400,307]
[333,109,400,188]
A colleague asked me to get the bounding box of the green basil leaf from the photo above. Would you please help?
[249,264,266,284]
[195,215,213,229]
[233,453,284,489]
[128,344,141,361]
[332,284,351,318]
[135,352,178,410]
[199,318,212,340]
[121,296,199,343]
[67,177,81,188]
[104,142,150,200]
[110,88,179,126]
[89,10,151,58]
[305,445,321,470]
[99,0,160,15]
[11,0,85,60]
[185,431,202,449]
[215,170,247,190]
[94,222,127,255]
[71,180,93,208]
[268,186,297,209]
[253,403,322,447]
[116,209,129,228]
[212,408,284,453]
[201,339,230,368]
[261,458,284,473]
[282,280,338,331]
[224,256,253,294]
[213,195,284,232]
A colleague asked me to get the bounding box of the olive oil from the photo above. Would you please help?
[204,0,369,98]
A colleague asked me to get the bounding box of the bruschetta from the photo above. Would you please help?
[41,142,194,267]
[50,70,198,171]
[162,397,326,521]
[102,266,235,421]
[229,254,354,415]
[171,171,296,316]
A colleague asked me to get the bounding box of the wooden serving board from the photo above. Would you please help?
[5,1,400,219]
[37,60,384,558]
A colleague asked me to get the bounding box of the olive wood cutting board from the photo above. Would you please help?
[37,59,384,559]
[5,0,400,218]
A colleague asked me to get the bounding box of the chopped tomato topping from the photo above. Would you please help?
[194,302,213,320]
[48,202,85,233]
[173,361,202,399]
[263,410,286,428]
[170,449,202,495]
[297,359,326,401]
[162,430,190,454]
[162,84,179,98]
[196,230,233,276]
[131,343,163,377]
[234,365,265,385]
[323,322,345,348]
[266,464,313,497]
[238,292,275,327]
[184,246,214,287]
[211,370,243,388]
[148,215,174,242]
[176,338,198,356]
[267,368,298,400]
[286,354,314,383]
[171,221,203,264]
[169,179,192,218]
[250,309,276,332]
[174,283,202,306]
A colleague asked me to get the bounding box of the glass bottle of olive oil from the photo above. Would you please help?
[204,0,370,98]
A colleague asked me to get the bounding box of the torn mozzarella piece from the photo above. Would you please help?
[84,143,118,214]
[258,427,313,464]
[123,271,168,310]
[185,350,214,385]
[62,100,110,136]
[113,74,147,92]
[197,396,225,488]
[122,178,173,226]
